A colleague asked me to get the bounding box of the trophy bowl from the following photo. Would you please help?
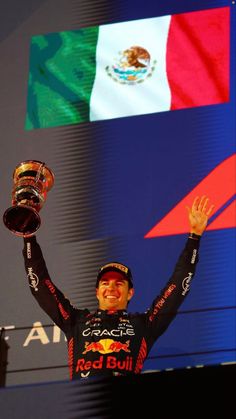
[3,160,54,237]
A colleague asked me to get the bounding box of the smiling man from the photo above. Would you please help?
[95,264,134,311]
[22,196,214,379]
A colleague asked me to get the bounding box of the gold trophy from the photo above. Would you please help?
[3,160,54,237]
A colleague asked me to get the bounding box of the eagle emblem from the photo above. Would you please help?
[105,46,156,84]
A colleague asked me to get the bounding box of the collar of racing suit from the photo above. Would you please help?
[96,309,128,318]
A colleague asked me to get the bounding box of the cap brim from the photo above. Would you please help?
[96,267,133,288]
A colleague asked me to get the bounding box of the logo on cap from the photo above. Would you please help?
[96,261,133,288]
[100,262,129,275]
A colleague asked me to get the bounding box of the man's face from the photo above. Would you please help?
[96,271,134,310]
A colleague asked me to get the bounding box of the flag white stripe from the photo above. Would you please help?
[90,15,171,122]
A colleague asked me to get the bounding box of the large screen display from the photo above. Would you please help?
[0,0,235,387]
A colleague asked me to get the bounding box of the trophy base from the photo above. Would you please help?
[3,205,41,237]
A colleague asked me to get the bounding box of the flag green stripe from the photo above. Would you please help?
[25,27,99,130]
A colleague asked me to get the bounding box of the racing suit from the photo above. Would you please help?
[23,235,200,379]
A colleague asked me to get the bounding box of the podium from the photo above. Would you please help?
[0,364,234,418]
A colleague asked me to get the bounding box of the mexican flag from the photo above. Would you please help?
[25,6,230,130]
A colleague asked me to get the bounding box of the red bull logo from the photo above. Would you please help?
[83,338,130,354]
[76,339,133,375]
[76,355,133,373]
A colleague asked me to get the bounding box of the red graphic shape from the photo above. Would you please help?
[206,200,236,231]
[145,153,236,238]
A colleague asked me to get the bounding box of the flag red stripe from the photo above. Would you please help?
[166,7,230,110]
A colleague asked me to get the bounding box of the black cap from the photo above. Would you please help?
[96,262,133,288]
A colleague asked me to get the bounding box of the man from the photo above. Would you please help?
[22,195,214,379]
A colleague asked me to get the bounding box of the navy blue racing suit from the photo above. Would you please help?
[23,235,200,379]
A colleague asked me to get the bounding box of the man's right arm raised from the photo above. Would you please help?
[22,235,77,334]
